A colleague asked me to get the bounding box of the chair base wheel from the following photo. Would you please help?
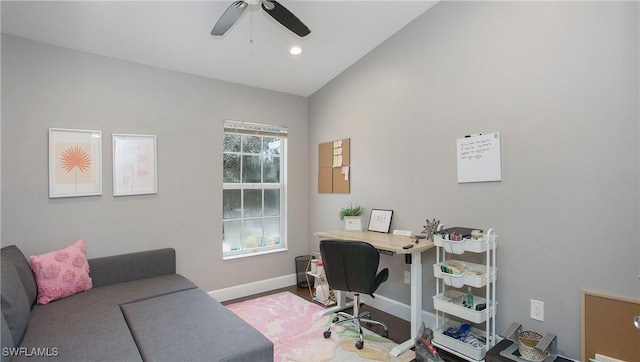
[332,316,340,323]
[323,331,331,339]
[381,329,389,338]
[356,340,364,349]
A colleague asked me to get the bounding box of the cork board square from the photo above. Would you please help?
[318,168,333,193]
[332,167,349,193]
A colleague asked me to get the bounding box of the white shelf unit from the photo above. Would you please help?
[432,228,497,362]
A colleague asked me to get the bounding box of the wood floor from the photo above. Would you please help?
[222,284,465,362]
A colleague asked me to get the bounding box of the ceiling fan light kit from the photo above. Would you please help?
[211,0,310,37]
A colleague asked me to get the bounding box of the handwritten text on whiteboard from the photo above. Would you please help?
[456,133,502,183]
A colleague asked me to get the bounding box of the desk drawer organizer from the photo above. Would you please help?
[433,260,465,288]
[433,290,496,323]
[433,260,496,288]
[433,322,489,361]
[434,235,495,254]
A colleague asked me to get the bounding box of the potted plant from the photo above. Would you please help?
[339,203,364,231]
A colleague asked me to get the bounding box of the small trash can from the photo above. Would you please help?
[295,255,313,288]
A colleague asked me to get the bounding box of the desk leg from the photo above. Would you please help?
[390,250,422,357]
[318,290,354,316]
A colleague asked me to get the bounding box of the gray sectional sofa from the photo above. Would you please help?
[1,245,273,361]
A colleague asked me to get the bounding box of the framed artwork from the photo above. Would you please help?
[113,134,157,196]
[49,128,102,198]
[368,209,394,233]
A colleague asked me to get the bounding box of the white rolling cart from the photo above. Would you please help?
[432,227,498,361]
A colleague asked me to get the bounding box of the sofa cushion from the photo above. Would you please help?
[1,246,37,305]
[18,297,142,362]
[17,274,195,361]
[76,273,197,306]
[89,248,176,289]
[120,289,273,362]
[29,240,92,304]
[0,260,30,346]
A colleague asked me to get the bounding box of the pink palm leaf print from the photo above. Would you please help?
[60,146,91,189]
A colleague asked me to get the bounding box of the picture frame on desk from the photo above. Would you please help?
[368,209,393,233]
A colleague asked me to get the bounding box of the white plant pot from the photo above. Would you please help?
[343,216,362,231]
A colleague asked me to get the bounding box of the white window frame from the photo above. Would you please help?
[222,120,287,260]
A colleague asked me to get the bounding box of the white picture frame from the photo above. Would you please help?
[113,134,158,196]
[49,128,102,198]
[368,209,394,233]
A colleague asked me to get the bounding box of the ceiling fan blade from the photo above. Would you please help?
[261,0,310,37]
[211,1,248,36]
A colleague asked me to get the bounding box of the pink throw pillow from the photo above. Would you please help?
[29,239,92,304]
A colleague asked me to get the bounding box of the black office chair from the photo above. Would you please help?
[319,239,390,350]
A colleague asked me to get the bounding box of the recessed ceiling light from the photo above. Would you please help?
[290,46,302,55]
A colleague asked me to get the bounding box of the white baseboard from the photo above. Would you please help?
[359,292,436,328]
[208,273,297,302]
[209,275,435,328]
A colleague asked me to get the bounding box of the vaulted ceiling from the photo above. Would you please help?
[1,1,437,97]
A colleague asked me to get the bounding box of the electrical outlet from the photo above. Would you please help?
[531,299,544,321]
[404,271,411,284]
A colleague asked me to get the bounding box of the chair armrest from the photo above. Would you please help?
[88,248,176,288]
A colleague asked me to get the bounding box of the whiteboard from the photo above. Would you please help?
[456,133,502,183]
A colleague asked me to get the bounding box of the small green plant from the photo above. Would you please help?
[339,203,364,221]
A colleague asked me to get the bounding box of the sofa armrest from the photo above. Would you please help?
[88,248,176,288]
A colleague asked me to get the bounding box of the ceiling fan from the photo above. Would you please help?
[211,0,310,38]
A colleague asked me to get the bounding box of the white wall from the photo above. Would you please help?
[1,34,309,292]
[308,1,639,359]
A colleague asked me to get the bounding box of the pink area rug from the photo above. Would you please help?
[226,291,415,362]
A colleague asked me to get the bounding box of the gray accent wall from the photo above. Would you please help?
[1,34,309,292]
[2,1,639,360]
[308,1,638,359]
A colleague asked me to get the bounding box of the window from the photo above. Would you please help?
[222,120,287,259]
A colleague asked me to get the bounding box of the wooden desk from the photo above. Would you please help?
[314,230,434,356]
[315,229,434,254]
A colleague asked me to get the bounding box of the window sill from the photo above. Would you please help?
[223,247,288,261]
